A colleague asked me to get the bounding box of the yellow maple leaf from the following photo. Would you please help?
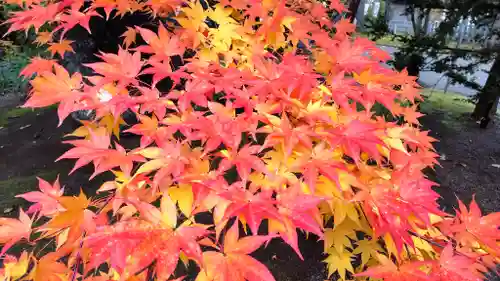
[168,184,194,218]
[209,23,242,53]
[324,248,355,280]
[177,1,207,32]
[324,225,353,255]
[160,194,177,228]
[353,239,382,267]
[3,251,30,280]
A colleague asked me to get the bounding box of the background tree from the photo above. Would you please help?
[364,0,500,125]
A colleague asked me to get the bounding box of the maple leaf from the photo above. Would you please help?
[216,185,280,235]
[353,239,383,267]
[25,64,83,123]
[48,40,74,58]
[353,168,443,253]
[121,27,137,49]
[355,254,432,281]
[134,86,178,119]
[54,9,101,37]
[5,4,59,34]
[43,191,94,245]
[147,0,184,16]
[195,221,276,281]
[16,176,64,216]
[333,18,355,40]
[324,219,359,255]
[443,197,500,254]
[324,248,355,281]
[136,25,183,62]
[2,251,30,280]
[291,142,347,193]
[19,57,57,78]
[326,119,384,163]
[57,127,144,177]
[259,113,314,157]
[177,1,207,32]
[272,186,325,259]
[330,0,347,13]
[27,253,69,281]
[34,31,53,46]
[400,104,424,125]
[142,60,190,87]
[218,145,267,183]
[133,141,189,186]
[0,209,32,255]
[167,79,214,112]
[431,244,484,281]
[125,114,161,147]
[85,219,208,280]
[168,184,194,218]
[188,112,249,153]
[85,48,144,87]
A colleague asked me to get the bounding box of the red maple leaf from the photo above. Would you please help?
[53,9,101,38]
[5,3,59,34]
[57,128,144,177]
[196,221,276,281]
[142,60,190,87]
[19,57,57,78]
[85,48,144,87]
[218,145,267,183]
[441,197,500,254]
[216,184,280,235]
[273,186,325,259]
[135,25,184,62]
[327,119,384,163]
[85,219,208,280]
[333,18,355,40]
[430,244,484,281]
[355,255,432,281]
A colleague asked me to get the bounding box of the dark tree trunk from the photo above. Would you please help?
[472,56,500,121]
[348,0,362,23]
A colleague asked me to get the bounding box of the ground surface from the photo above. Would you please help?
[0,91,499,280]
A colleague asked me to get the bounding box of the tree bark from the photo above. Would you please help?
[348,0,362,23]
[472,55,500,120]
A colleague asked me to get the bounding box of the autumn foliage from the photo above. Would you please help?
[1,0,499,280]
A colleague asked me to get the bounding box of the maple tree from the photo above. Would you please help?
[1,0,499,280]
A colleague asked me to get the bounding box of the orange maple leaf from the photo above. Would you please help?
[121,27,137,49]
[43,191,94,245]
[27,253,69,281]
[34,31,53,46]
[48,40,74,58]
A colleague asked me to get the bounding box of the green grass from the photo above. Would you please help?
[418,89,479,129]
[375,35,403,47]
[419,89,474,116]
[0,107,34,127]
[0,171,59,212]
[357,33,483,51]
